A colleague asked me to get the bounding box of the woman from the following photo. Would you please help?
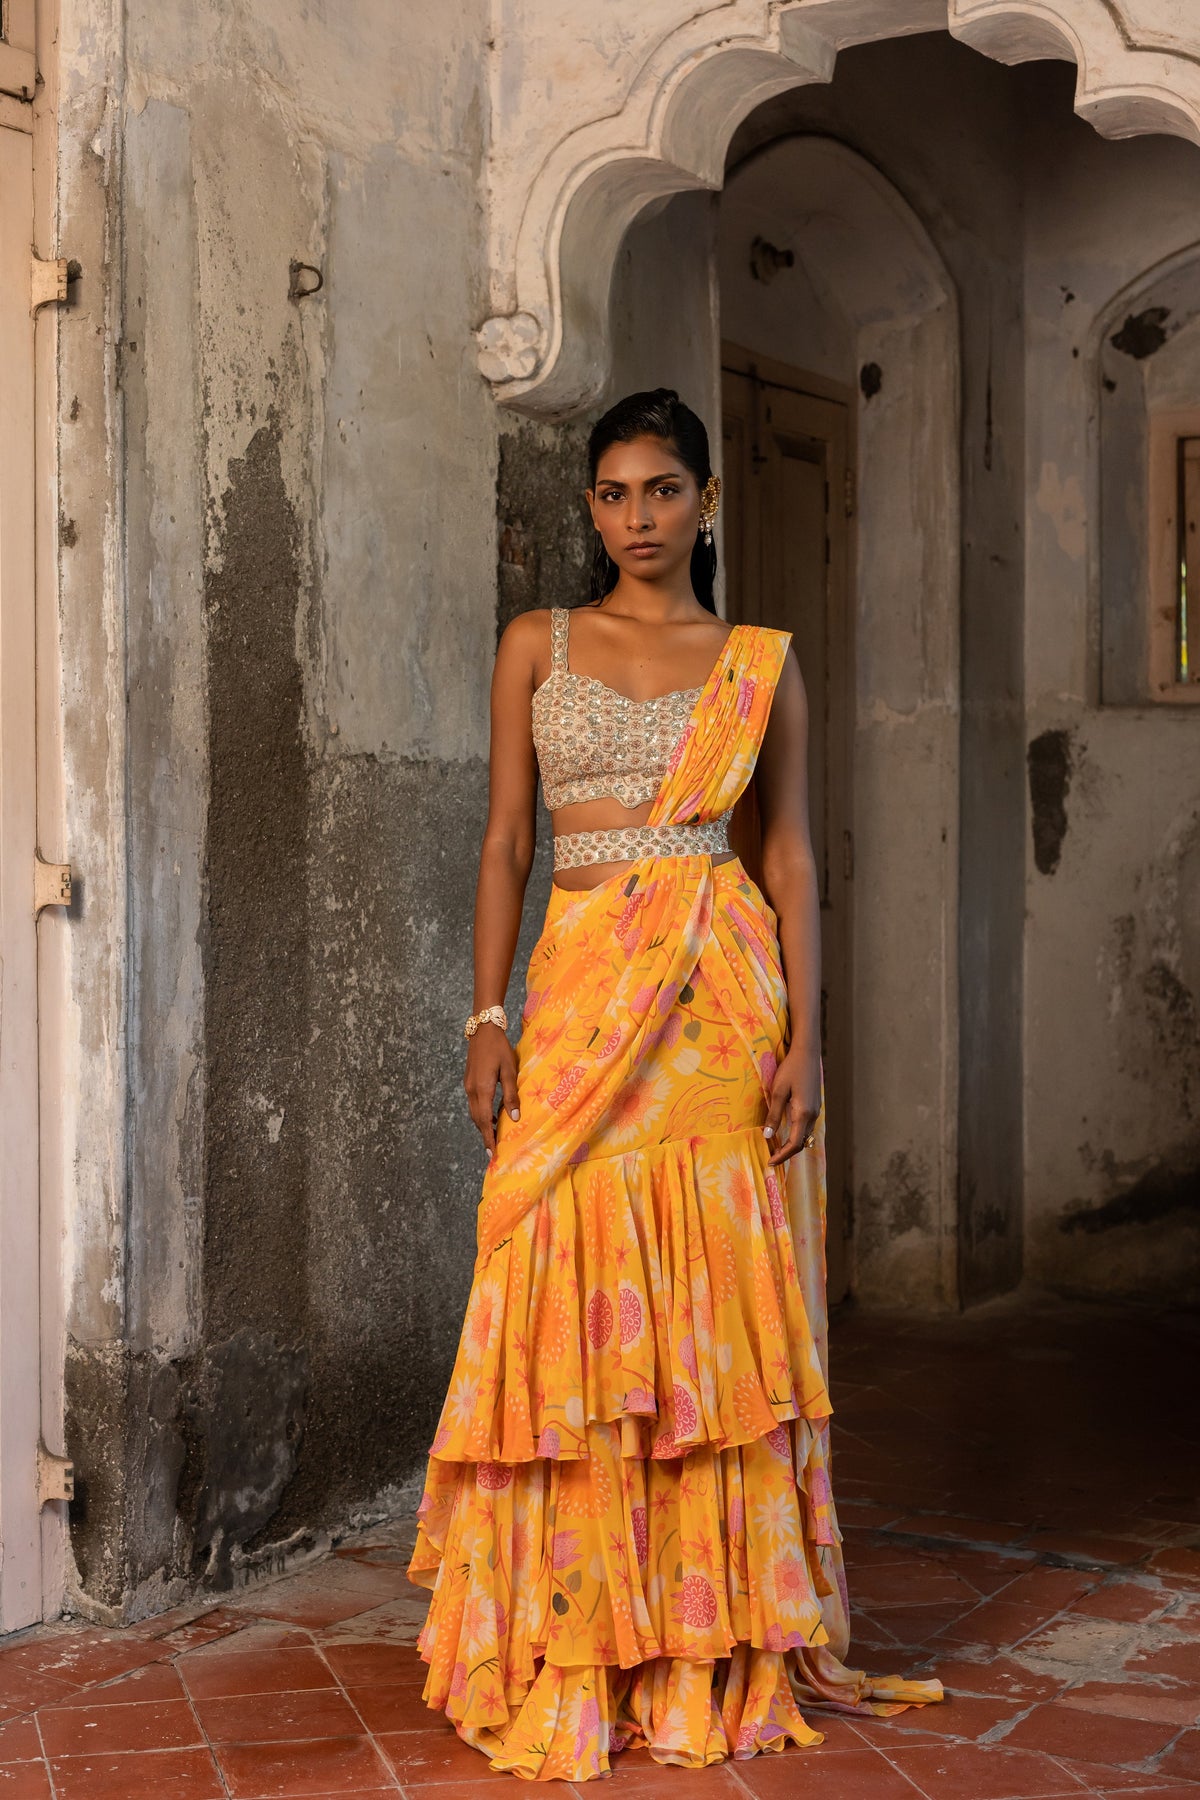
[407,389,942,1780]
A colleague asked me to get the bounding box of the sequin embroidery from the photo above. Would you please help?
[531,607,702,811]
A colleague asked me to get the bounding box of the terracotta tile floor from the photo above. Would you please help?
[2,1294,1198,1796]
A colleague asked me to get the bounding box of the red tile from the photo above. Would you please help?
[54,1661,188,1707]
[0,1720,41,1762]
[376,1726,515,1784]
[1158,1728,1200,1784]
[158,1616,253,1652]
[0,1765,52,1798]
[0,1635,162,1692]
[735,1745,923,1797]
[1054,1764,1185,1793]
[239,1590,379,1629]
[1093,1788,1200,1799]
[122,1604,231,1639]
[343,1683,433,1733]
[48,1746,225,1800]
[880,1693,1022,1741]
[193,1686,365,1743]
[992,1569,1100,1611]
[850,1564,980,1609]
[1024,1533,1146,1569]
[1126,1639,1200,1683]
[1057,1678,1200,1727]
[838,1503,905,1529]
[318,1643,426,1688]
[1000,1699,1179,1764]
[38,1697,202,1757]
[179,1645,337,1699]
[1069,1584,1167,1624]
[212,1734,395,1797]
[0,1670,78,1714]
[926,1656,1064,1702]
[860,1604,970,1647]
[937,1600,1058,1649]
[181,1621,311,1655]
[890,1515,1027,1547]
[1146,1550,1200,1587]
[888,1742,1089,1797]
[572,1762,748,1795]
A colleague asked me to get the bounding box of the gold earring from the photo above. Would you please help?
[699,475,721,547]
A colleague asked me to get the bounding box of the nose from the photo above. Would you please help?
[627,492,654,530]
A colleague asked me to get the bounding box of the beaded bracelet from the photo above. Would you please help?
[464,1004,508,1039]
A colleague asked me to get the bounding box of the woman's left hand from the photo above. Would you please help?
[763,1042,822,1166]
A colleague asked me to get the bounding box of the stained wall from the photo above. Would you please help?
[1021,80,1200,1301]
[55,0,507,1619]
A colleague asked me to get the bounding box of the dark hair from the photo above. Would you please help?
[585,387,717,613]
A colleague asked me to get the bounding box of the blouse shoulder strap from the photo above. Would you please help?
[550,605,569,674]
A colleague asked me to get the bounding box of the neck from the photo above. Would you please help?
[602,570,706,622]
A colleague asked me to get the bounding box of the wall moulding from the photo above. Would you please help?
[480,0,1200,418]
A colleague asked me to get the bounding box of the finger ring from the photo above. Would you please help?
[804,1134,815,1148]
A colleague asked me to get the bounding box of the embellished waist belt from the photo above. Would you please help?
[552,813,732,871]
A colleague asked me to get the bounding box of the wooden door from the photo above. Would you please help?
[721,348,854,1305]
[0,106,43,1630]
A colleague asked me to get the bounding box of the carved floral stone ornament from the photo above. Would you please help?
[477,0,1200,418]
[476,311,543,383]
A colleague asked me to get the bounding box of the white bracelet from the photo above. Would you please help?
[464,1004,508,1039]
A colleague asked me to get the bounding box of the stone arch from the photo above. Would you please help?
[718,134,961,1306]
[478,0,1200,418]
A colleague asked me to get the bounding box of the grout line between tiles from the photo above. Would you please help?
[32,1704,59,1800]
[306,1630,406,1792]
[173,1634,258,1800]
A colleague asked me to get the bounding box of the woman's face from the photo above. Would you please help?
[586,435,701,585]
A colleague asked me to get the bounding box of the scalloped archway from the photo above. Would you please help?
[478,0,1200,417]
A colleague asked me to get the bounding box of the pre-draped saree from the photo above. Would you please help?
[407,623,942,1780]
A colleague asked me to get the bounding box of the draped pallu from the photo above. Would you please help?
[408,624,942,1781]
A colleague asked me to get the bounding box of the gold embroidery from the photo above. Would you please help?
[531,607,701,812]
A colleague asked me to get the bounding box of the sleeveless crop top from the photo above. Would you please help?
[530,607,704,811]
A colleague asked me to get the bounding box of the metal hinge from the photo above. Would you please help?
[844,465,856,519]
[31,254,68,315]
[34,855,72,914]
[37,1439,75,1506]
[843,829,854,880]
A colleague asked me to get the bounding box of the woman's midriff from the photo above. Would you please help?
[549,796,737,891]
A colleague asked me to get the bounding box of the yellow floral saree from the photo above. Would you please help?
[407,622,942,1779]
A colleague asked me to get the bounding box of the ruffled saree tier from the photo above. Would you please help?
[407,623,943,1780]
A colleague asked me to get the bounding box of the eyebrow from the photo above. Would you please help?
[596,472,683,487]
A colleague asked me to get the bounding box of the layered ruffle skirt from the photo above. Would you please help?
[407,857,942,1780]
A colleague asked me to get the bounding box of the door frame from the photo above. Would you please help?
[0,0,65,1634]
[720,342,857,1305]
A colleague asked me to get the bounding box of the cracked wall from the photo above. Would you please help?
[1023,86,1200,1302]
[58,0,501,1619]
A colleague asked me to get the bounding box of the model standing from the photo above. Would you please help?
[406,389,942,1779]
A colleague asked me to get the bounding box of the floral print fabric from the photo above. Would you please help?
[408,623,943,1779]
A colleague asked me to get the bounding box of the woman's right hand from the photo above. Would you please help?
[464,1022,521,1158]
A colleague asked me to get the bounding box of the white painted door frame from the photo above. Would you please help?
[0,106,44,1632]
[0,0,64,1631]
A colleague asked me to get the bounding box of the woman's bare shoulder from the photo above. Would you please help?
[497,607,552,661]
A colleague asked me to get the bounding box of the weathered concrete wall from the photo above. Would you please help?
[1022,75,1200,1302]
[726,32,1029,1307]
[57,0,502,1619]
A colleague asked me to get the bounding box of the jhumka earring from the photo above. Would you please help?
[699,474,722,547]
